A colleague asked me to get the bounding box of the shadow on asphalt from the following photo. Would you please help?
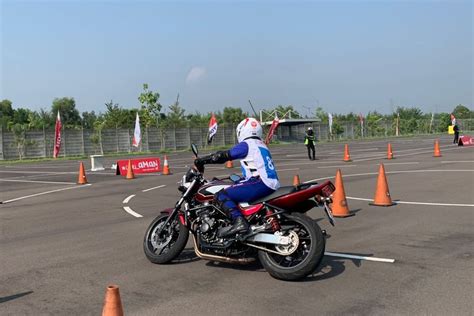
[205,259,264,271]
[0,291,34,304]
[173,247,373,282]
[305,255,365,282]
[349,208,362,215]
[172,248,200,264]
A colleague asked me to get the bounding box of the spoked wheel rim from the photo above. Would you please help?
[267,220,313,269]
[147,218,179,256]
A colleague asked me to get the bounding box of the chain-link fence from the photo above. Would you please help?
[1,119,472,160]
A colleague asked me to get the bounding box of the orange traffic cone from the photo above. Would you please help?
[77,162,88,184]
[102,285,124,316]
[162,155,170,175]
[293,174,301,186]
[370,164,395,206]
[343,144,351,162]
[331,169,352,217]
[433,139,441,157]
[126,159,134,180]
[226,160,233,168]
[387,143,394,159]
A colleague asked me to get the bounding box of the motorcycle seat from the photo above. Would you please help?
[250,186,296,204]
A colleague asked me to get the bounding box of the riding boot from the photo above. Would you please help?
[218,216,249,237]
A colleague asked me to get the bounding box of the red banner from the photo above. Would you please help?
[53,112,62,158]
[116,158,161,176]
[265,116,280,145]
[458,135,474,146]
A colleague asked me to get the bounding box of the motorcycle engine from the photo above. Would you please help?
[198,212,218,243]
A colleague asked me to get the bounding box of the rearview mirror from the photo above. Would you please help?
[191,143,199,157]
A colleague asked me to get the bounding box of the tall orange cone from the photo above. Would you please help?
[433,139,441,157]
[331,169,352,217]
[387,143,394,159]
[77,162,88,184]
[162,155,170,175]
[126,159,134,180]
[102,285,124,316]
[370,164,395,206]
[293,174,301,186]
[226,160,233,168]
[343,144,351,162]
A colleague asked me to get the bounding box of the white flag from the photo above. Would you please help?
[132,112,141,147]
[208,113,218,144]
[328,113,333,135]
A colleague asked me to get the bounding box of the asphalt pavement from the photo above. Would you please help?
[1,135,473,315]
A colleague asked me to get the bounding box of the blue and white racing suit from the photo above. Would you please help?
[216,138,280,220]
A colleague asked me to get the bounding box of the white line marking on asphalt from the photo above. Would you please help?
[306,169,474,183]
[382,162,419,166]
[354,146,460,162]
[317,165,357,169]
[0,179,76,185]
[346,196,474,207]
[4,164,79,169]
[327,148,379,154]
[142,185,166,192]
[0,170,113,175]
[441,161,474,163]
[123,206,143,218]
[1,184,92,204]
[325,252,395,263]
[306,170,474,207]
[277,168,300,172]
[122,194,136,204]
[276,159,350,163]
[0,170,76,174]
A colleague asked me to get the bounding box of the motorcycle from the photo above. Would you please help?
[143,144,336,281]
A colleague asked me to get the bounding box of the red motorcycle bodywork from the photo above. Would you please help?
[194,179,334,212]
[239,204,264,216]
[269,180,334,209]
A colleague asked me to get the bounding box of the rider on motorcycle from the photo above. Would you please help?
[194,117,280,237]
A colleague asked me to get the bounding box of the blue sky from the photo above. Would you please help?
[1,0,472,116]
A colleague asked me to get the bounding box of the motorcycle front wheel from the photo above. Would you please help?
[258,213,325,281]
[143,213,189,264]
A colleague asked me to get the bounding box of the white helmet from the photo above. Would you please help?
[236,118,263,142]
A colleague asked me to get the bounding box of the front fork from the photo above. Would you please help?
[158,179,197,234]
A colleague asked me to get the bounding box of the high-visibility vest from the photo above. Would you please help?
[305,134,315,145]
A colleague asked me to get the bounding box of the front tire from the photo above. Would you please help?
[143,213,189,264]
[258,213,325,281]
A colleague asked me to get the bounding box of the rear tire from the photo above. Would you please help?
[143,213,189,264]
[258,213,325,281]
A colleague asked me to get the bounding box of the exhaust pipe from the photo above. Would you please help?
[192,235,254,265]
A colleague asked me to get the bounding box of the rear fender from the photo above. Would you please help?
[269,200,317,216]
[292,200,318,213]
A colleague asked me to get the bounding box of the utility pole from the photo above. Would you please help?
[248,99,259,120]
[303,105,311,118]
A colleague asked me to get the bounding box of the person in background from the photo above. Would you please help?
[453,123,459,144]
[304,127,316,160]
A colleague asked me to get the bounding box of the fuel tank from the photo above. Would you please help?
[195,181,231,202]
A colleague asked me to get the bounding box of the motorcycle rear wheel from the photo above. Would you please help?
[143,213,189,264]
[258,213,325,281]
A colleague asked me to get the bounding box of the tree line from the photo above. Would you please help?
[0,83,472,136]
